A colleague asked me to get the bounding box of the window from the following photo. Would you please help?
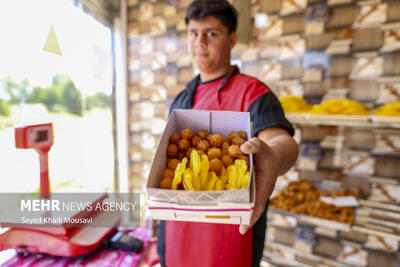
[0,0,114,193]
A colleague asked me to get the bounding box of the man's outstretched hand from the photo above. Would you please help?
[238,137,280,235]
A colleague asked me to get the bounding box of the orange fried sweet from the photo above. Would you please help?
[229,131,239,140]
[196,140,210,152]
[210,134,223,148]
[178,139,190,151]
[177,151,186,160]
[221,155,234,167]
[197,129,209,139]
[221,136,229,144]
[228,145,243,158]
[169,133,180,144]
[209,158,223,175]
[167,158,180,170]
[208,147,222,160]
[221,142,230,154]
[191,136,201,147]
[160,177,173,189]
[269,180,357,224]
[181,128,194,141]
[167,144,179,157]
[238,130,248,140]
[231,136,245,146]
[162,169,175,179]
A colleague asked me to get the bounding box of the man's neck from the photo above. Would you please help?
[200,65,232,83]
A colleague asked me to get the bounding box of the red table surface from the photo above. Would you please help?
[1,227,160,267]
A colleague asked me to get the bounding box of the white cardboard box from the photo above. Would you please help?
[146,109,255,225]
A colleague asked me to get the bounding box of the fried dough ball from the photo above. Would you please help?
[177,151,186,160]
[160,177,173,189]
[191,136,201,147]
[167,144,178,157]
[162,169,175,179]
[238,155,250,167]
[231,136,245,146]
[228,145,243,158]
[209,158,223,175]
[181,128,194,140]
[208,147,222,160]
[210,134,223,148]
[167,158,180,170]
[169,133,180,144]
[178,139,190,151]
[221,155,234,167]
[221,142,230,154]
[221,136,229,144]
[196,140,210,152]
[197,129,209,139]
[207,134,213,143]
[238,130,248,140]
[229,131,239,140]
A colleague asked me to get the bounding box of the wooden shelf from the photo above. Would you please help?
[268,208,352,231]
[265,241,351,267]
[286,114,400,129]
[269,201,400,239]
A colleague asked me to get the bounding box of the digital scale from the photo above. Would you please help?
[0,123,121,257]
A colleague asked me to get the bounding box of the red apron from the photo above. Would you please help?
[166,221,252,267]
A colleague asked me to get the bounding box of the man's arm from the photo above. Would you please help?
[239,127,298,234]
[258,127,298,176]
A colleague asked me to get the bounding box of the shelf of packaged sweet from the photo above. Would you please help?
[266,204,400,266]
[268,170,400,236]
[265,210,400,266]
[354,206,400,241]
[286,113,400,129]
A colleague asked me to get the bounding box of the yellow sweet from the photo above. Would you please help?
[190,149,201,190]
[375,101,400,116]
[309,99,370,115]
[171,157,187,190]
[199,154,209,190]
[226,165,238,190]
[220,166,228,185]
[235,159,248,189]
[241,172,250,189]
[182,169,195,191]
[215,178,223,191]
[279,95,312,113]
[205,171,218,190]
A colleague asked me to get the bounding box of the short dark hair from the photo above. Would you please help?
[185,0,238,34]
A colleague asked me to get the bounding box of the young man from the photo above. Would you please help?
[157,0,299,266]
